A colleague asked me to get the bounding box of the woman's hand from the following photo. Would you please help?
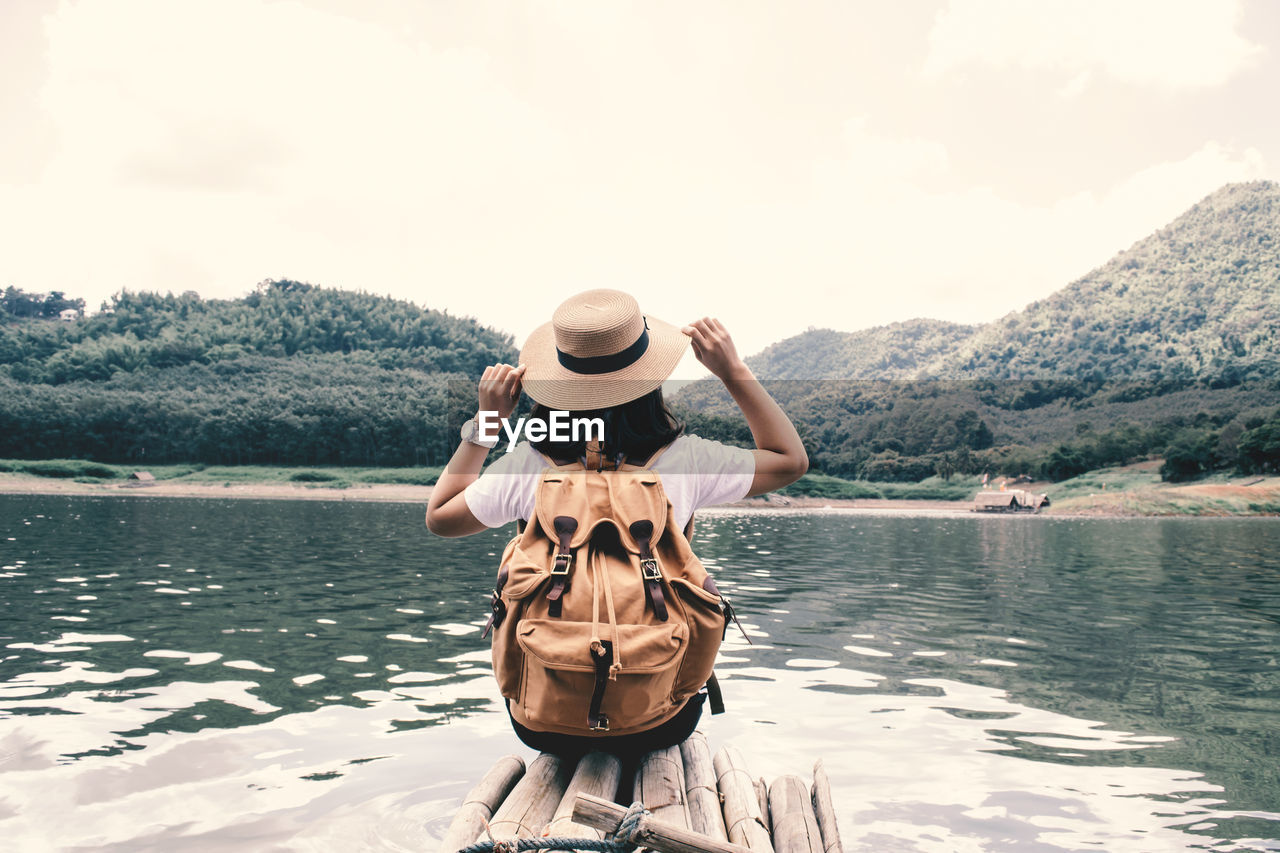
[479,363,525,420]
[682,318,748,381]
[425,361,524,538]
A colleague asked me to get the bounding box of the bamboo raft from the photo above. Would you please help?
[438,731,842,853]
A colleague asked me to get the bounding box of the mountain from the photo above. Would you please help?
[746,319,975,379]
[737,181,1280,385]
[935,181,1280,384]
[5,182,1278,480]
[671,181,1280,482]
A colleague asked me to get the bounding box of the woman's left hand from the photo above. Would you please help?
[479,363,525,420]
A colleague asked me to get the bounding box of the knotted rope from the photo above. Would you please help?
[456,802,648,853]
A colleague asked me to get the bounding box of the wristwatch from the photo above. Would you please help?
[460,417,499,449]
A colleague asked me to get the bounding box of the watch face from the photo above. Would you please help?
[462,418,494,447]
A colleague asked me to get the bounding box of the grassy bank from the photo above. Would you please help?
[0,458,442,490]
[1042,461,1280,516]
[778,473,982,502]
[0,459,978,501]
[2,458,1277,515]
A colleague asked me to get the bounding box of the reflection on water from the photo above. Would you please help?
[1,496,1278,851]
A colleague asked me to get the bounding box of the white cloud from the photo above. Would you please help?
[0,0,1273,375]
[923,0,1263,92]
[9,0,569,310]
[779,130,1268,338]
[597,128,1269,371]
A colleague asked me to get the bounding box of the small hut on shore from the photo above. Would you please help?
[973,489,1049,513]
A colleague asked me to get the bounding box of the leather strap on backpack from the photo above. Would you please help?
[588,639,614,731]
[628,520,667,621]
[547,516,577,617]
[582,439,626,472]
[706,671,726,715]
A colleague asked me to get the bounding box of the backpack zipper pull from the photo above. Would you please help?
[722,595,751,645]
[482,565,510,639]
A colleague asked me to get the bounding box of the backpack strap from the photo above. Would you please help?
[546,515,578,618]
[587,639,614,731]
[706,671,726,715]
[628,520,668,622]
[582,439,626,472]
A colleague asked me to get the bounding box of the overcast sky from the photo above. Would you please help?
[2,0,1276,377]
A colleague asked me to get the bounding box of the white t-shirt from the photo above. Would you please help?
[463,434,756,532]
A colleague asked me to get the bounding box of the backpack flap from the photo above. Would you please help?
[533,467,668,553]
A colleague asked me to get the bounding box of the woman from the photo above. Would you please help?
[426,289,807,755]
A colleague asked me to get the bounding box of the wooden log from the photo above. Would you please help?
[545,751,624,839]
[767,775,822,853]
[480,752,574,841]
[712,745,775,852]
[634,744,691,829]
[810,760,843,853]
[437,754,525,853]
[573,792,754,853]
[678,731,728,841]
[754,776,770,832]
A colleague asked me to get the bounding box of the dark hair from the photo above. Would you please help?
[529,388,684,465]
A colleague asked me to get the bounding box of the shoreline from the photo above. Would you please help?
[0,474,969,513]
[3,473,1277,517]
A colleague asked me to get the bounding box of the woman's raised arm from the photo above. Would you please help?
[682,318,808,497]
[425,362,525,537]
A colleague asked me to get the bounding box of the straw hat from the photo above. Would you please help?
[519,289,689,410]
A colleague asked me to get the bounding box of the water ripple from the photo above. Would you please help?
[0,498,1277,850]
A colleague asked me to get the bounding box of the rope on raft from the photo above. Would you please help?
[456,802,648,853]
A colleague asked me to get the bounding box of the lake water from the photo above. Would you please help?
[1,494,1278,852]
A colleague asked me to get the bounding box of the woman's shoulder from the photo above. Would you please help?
[495,436,749,473]
[482,440,552,475]
[652,433,753,473]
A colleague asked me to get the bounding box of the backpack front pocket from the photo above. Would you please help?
[515,618,686,733]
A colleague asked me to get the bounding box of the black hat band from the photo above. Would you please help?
[556,322,650,375]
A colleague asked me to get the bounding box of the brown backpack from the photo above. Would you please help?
[483,443,737,736]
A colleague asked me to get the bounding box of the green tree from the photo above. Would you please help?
[1238,418,1280,474]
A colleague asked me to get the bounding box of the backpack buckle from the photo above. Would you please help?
[551,552,572,576]
[589,713,610,732]
[640,558,661,582]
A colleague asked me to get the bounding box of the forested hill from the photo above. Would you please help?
[5,183,1279,480]
[2,279,515,383]
[938,181,1280,383]
[0,281,516,467]
[746,319,975,380]
[745,181,1280,384]
[674,181,1280,484]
